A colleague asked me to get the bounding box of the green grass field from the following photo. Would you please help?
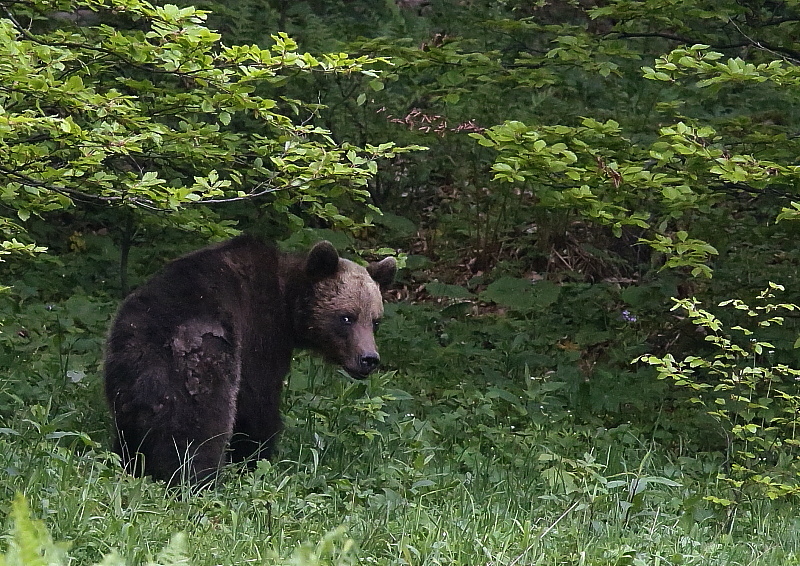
[4,362,800,565]
[3,298,800,565]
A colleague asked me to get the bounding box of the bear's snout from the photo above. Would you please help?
[339,322,382,379]
[344,348,381,379]
[357,353,380,375]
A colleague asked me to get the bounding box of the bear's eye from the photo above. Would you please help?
[340,314,354,326]
[372,319,381,332]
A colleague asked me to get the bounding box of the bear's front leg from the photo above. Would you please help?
[229,346,290,466]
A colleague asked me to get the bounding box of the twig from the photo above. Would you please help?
[615,31,800,61]
[727,17,800,65]
[0,166,122,204]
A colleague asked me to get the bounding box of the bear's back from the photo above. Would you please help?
[122,235,283,323]
[104,237,290,391]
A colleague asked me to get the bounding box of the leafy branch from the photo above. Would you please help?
[0,0,420,261]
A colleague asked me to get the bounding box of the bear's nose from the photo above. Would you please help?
[359,354,380,374]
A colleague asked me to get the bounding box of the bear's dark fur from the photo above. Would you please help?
[104,235,396,485]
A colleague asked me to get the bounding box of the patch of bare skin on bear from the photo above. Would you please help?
[171,321,233,397]
[221,252,249,281]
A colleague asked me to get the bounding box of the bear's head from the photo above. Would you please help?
[302,241,397,379]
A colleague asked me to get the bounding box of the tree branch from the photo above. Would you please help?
[0,3,202,78]
[614,30,800,62]
[199,180,286,204]
[0,165,289,208]
[0,166,122,204]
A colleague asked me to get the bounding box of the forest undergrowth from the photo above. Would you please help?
[2,250,800,565]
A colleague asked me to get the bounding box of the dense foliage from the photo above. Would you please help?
[0,0,417,295]
[2,0,800,564]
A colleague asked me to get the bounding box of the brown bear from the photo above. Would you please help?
[104,235,396,485]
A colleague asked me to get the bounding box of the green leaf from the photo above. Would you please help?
[425,281,473,299]
[480,278,560,311]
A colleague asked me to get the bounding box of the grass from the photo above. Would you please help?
[4,362,800,566]
[3,297,800,565]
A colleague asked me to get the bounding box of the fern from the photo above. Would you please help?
[0,496,191,566]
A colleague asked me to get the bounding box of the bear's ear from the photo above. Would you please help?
[306,240,340,280]
[367,257,397,291]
